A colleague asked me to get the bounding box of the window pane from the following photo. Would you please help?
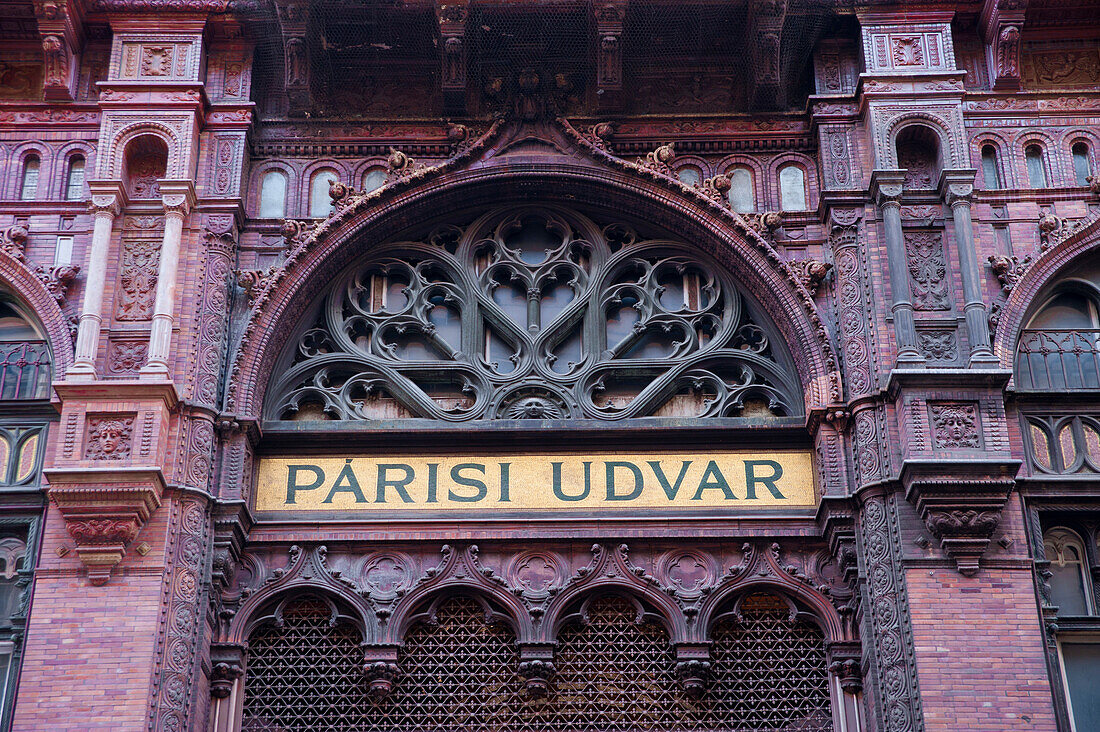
[1063,643,1100,732]
[1050,562,1090,615]
[728,168,754,213]
[779,166,807,211]
[1073,144,1092,187]
[54,236,73,267]
[1026,147,1047,188]
[1029,293,1097,330]
[20,157,39,201]
[65,157,85,201]
[259,171,288,219]
[309,170,337,218]
[677,167,701,186]
[362,168,386,193]
[981,148,1001,189]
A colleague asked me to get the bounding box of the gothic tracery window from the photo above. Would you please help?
[1045,528,1094,615]
[267,207,802,422]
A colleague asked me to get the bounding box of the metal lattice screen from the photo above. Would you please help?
[242,592,833,732]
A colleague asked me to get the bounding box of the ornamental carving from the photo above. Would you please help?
[84,415,135,460]
[904,231,951,311]
[267,207,802,422]
[917,330,958,363]
[116,240,160,321]
[929,402,980,449]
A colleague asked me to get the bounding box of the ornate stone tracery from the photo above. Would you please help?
[267,206,803,422]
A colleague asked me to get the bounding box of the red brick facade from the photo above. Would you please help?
[0,0,1098,730]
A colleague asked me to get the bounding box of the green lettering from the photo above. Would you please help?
[286,464,325,504]
[499,463,511,502]
[745,460,785,499]
[426,463,439,503]
[606,461,643,501]
[449,463,488,502]
[647,461,692,501]
[376,463,415,503]
[691,460,737,501]
[323,459,368,503]
[552,461,591,501]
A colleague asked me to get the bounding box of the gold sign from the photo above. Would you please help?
[254,451,815,514]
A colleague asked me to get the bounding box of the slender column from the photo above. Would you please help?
[141,180,196,379]
[871,170,924,365]
[69,181,126,379]
[941,170,997,365]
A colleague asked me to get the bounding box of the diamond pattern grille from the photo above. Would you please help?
[241,592,833,732]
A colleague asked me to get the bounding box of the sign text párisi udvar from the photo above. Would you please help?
[254,451,815,513]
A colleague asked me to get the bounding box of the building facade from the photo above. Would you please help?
[0,0,1098,729]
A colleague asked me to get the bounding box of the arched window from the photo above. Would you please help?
[1044,528,1093,615]
[0,301,50,401]
[677,166,701,187]
[778,165,807,211]
[258,170,288,219]
[309,169,338,218]
[981,145,1002,189]
[1017,289,1100,391]
[362,167,387,193]
[19,156,39,201]
[1072,142,1093,187]
[727,167,755,213]
[64,155,85,201]
[267,206,803,422]
[1025,144,1048,188]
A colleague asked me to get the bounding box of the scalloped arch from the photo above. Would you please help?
[993,214,1100,371]
[696,578,844,644]
[0,250,75,375]
[229,157,841,419]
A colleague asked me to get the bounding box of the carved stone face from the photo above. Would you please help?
[505,397,561,420]
[938,409,971,443]
[98,422,125,454]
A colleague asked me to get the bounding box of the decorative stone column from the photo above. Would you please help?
[141,180,196,379]
[69,181,126,380]
[871,170,924,365]
[940,170,997,365]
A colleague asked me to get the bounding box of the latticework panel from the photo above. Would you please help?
[700,593,833,731]
[242,597,365,732]
[242,592,834,732]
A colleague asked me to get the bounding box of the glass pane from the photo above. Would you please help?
[309,170,338,218]
[1059,423,1078,469]
[259,171,288,219]
[65,157,85,201]
[1073,145,1092,187]
[20,157,39,201]
[728,168,754,213]
[1050,561,1089,615]
[0,436,10,484]
[1029,293,1096,329]
[15,432,38,483]
[1030,423,1053,471]
[981,148,1000,189]
[779,166,807,211]
[362,168,387,193]
[1026,147,1047,188]
[677,167,701,186]
[0,304,40,341]
[1063,643,1100,732]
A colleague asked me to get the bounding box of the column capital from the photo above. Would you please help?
[159,179,197,218]
[86,180,127,217]
[870,169,905,208]
[938,168,977,207]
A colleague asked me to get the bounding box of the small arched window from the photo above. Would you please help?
[727,167,755,213]
[778,165,807,212]
[981,145,1002,189]
[677,166,701,187]
[362,167,387,193]
[309,169,338,218]
[1025,144,1048,188]
[19,156,40,201]
[1044,528,1093,615]
[0,301,50,400]
[258,170,288,219]
[1072,142,1093,187]
[64,155,85,201]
